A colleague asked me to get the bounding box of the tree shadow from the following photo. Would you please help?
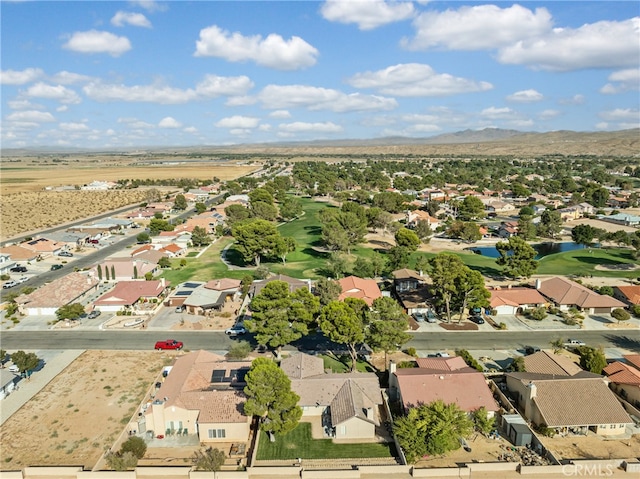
[225,247,249,267]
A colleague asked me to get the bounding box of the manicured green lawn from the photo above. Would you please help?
[319,354,376,373]
[537,247,639,278]
[256,422,395,460]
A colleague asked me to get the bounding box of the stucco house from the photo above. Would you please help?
[405,210,439,231]
[604,360,640,410]
[93,279,170,314]
[613,285,640,307]
[505,373,631,436]
[144,350,252,444]
[179,279,241,315]
[0,369,19,400]
[16,272,99,316]
[338,276,382,307]
[281,353,383,441]
[21,237,63,258]
[389,357,499,417]
[535,277,626,314]
[488,286,547,315]
[91,258,158,282]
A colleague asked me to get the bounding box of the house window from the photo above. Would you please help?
[208,428,226,439]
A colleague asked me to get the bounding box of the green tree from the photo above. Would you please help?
[395,228,420,252]
[367,297,410,369]
[571,224,602,247]
[227,340,253,360]
[105,451,138,471]
[325,252,349,279]
[319,300,366,371]
[550,338,565,353]
[249,187,274,206]
[538,210,562,239]
[173,194,188,210]
[97,264,103,280]
[251,201,279,221]
[495,236,539,279]
[245,281,319,358]
[136,232,150,244]
[158,256,171,268]
[55,303,86,321]
[387,246,410,270]
[194,202,207,214]
[232,219,284,267]
[224,204,251,226]
[314,278,342,306]
[472,407,495,435]
[148,218,174,235]
[279,196,303,221]
[119,436,147,459]
[320,209,367,254]
[447,221,481,242]
[192,447,225,471]
[611,308,630,323]
[244,358,302,437]
[191,225,211,247]
[517,216,537,240]
[394,400,474,462]
[10,351,40,376]
[577,346,607,374]
[274,236,296,264]
[413,219,433,243]
[458,195,485,221]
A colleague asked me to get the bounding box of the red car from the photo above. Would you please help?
[154,339,183,350]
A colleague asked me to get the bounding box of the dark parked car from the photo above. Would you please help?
[10,266,27,273]
[469,314,485,324]
[50,264,63,271]
[155,339,184,350]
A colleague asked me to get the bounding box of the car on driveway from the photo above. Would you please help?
[88,310,101,319]
[58,251,74,257]
[3,280,18,289]
[155,339,184,350]
[50,264,63,271]
[469,314,485,324]
[412,312,426,322]
[225,326,247,336]
[10,266,27,273]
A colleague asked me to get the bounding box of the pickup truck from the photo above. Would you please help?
[154,339,184,350]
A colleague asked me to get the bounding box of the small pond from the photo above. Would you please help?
[466,242,599,259]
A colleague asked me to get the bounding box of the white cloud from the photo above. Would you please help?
[129,1,167,12]
[7,110,56,122]
[215,116,260,129]
[347,63,492,96]
[56,105,68,112]
[183,126,198,134]
[7,99,42,110]
[111,11,152,28]
[63,30,132,57]
[24,82,82,104]
[0,68,43,85]
[229,128,252,136]
[158,117,182,128]
[258,84,397,112]
[225,96,257,106]
[194,25,318,70]
[506,89,543,103]
[196,74,254,97]
[595,122,609,130]
[117,117,154,129]
[538,109,560,120]
[600,68,640,94]
[59,121,89,131]
[558,94,585,105]
[497,18,640,71]
[278,121,343,133]
[258,124,272,132]
[50,71,94,84]
[404,4,551,50]
[320,0,414,30]
[269,110,292,119]
[599,108,639,122]
[480,106,517,120]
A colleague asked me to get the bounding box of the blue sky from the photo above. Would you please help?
[1,0,638,149]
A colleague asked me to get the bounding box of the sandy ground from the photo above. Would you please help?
[0,350,171,470]
[541,433,640,461]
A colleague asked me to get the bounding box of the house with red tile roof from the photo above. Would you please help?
[281,353,383,441]
[624,354,640,371]
[160,243,186,257]
[91,258,158,282]
[0,244,39,262]
[20,237,63,258]
[16,272,99,316]
[145,350,252,444]
[405,210,439,231]
[94,279,170,313]
[130,244,155,257]
[535,277,626,314]
[603,361,640,410]
[489,287,547,315]
[613,285,640,306]
[389,358,499,417]
[338,276,382,307]
[505,372,631,436]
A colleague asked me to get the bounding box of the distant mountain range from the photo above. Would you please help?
[2,128,638,157]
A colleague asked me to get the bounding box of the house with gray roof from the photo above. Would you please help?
[281,353,383,441]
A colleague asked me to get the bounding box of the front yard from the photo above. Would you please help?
[256,422,396,460]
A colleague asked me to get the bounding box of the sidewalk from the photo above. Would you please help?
[0,349,84,426]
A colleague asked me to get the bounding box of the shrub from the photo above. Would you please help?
[455,349,483,372]
[397,360,416,368]
[611,308,630,322]
[528,307,548,321]
[498,322,507,330]
[405,347,417,357]
[119,436,147,459]
[632,304,640,318]
[227,341,252,360]
[0,274,9,281]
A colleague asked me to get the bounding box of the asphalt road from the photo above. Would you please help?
[1,329,638,353]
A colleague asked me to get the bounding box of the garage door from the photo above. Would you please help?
[593,307,612,314]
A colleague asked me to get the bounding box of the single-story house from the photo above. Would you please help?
[0,245,39,263]
[597,213,640,227]
[392,269,426,293]
[522,351,584,377]
[505,373,631,436]
[535,277,627,314]
[603,361,640,410]
[488,287,547,315]
[21,237,63,258]
[338,276,382,307]
[405,210,439,231]
[0,369,19,400]
[0,253,17,275]
[389,357,499,417]
[281,353,383,441]
[16,272,99,316]
[169,279,241,314]
[93,279,170,313]
[160,243,186,258]
[613,285,640,306]
[144,350,252,444]
[91,258,158,282]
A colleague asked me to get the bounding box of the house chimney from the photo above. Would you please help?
[535,279,542,290]
[389,360,397,375]
[527,382,537,399]
[161,278,166,287]
[508,284,512,290]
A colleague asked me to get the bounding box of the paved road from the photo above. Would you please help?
[2,329,638,353]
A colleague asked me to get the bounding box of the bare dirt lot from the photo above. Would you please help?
[541,433,640,461]
[0,350,172,470]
